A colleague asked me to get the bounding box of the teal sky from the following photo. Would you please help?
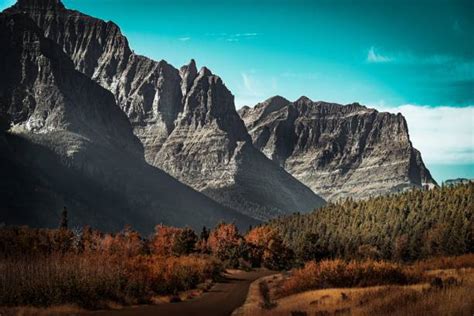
[1,0,473,182]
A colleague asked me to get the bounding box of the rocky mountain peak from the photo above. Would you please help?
[239,95,292,131]
[265,95,290,104]
[258,95,290,110]
[241,97,437,201]
[0,12,142,156]
[180,59,197,73]
[295,96,313,104]
[14,0,64,11]
[198,66,213,77]
[179,59,198,98]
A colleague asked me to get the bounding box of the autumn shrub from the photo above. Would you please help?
[207,223,245,267]
[245,226,293,270]
[354,269,474,316]
[0,253,221,308]
[126,255,222,295]
[278,259,422,297]
[0,254,129,308]
[0,226,76,258]
[151,225,197,256]
[411,253,474,271]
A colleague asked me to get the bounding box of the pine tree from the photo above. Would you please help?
[200,226,209,241]
[59,206,68,229]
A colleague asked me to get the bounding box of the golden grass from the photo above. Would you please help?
[232,274,282,316]
[237,256,474,316]
[278,259,421,297]
[412,253,474,271]
[238,269,474,316]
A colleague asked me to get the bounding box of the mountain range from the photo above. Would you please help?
[0,0,436,232]
[240,96,436,201]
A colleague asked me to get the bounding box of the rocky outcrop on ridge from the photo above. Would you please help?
[239,96,437,201]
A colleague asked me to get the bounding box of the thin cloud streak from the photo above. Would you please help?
[367,46,392,63]
[235,71,278,107]
[205,32,262,42]
[366,47,474,82]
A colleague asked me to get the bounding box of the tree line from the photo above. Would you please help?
[270,183,473,262]
[1,183,471,267]
[0,222,293,270]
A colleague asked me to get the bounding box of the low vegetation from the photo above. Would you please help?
[278,259,421,297]
[0,183,472,312]
[0,253,220,308]
[0,223,291,309]
[245,255,474,316]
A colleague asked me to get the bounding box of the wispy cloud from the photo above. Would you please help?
[241,72,262,97]
[235,71,278,107]
[235,33,259,37]
[366,47,474,83]
[280,72,320,79]
[367,46,393,63]
[206,32,261,43]
[367,46,472,66]
[376,104,474,165]
[178,37,191,42]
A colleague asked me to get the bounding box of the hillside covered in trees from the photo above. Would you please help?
[270,183,473,262]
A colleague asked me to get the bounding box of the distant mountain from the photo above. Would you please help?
[444,178,474,186]
[0,12,257,232]
[6,0,325,220]
[239,96,437,201]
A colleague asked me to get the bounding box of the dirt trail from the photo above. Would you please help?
[82,269,274,316]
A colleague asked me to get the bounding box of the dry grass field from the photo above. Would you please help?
[236,255,474,316]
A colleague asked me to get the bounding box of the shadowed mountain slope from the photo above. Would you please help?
[0,12,257,232]
[6,0,325,220]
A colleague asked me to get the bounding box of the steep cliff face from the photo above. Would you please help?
[152,67,324,220]
[8,0,325,220]
[0,10,142,157]
[6,0,183,158]
[0,12,257,232]
[239,96,437,201]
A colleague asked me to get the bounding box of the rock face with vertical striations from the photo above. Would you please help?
[7,0,326,220]
[151,66,325,220]
[239,96,437,201]
[0,11,258,232]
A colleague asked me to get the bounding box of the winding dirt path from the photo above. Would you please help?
[82,269,275,316]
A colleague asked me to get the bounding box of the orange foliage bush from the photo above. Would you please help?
[152,225,197,256]
[279,259,422,297]
[207,223,243,266]
[0,226,75,257]
[0,253,221,308]
[245,226,293,269]
[0,225,219,308]
[245,226,277,246]
[100,226,144,257]
[126,255,222,295]
[412,254,474,271]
